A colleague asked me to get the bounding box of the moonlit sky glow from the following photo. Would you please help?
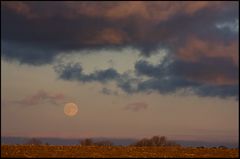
[1,1,239,144]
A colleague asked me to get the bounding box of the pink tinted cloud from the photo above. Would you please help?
[3,1,224,21]
[175,36,238,85]
[2,1,236,49]
[14,90,65,106]
[177,36,238,64]
[124,102,148,112]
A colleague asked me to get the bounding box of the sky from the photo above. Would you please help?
[1,1,239,143]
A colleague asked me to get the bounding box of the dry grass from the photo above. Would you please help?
[1,145,239,158]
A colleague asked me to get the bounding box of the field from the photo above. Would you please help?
[1,145,239,158]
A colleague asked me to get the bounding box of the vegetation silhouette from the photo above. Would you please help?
[26,138,42,145]
[79,138,113,146]
[131,136,180,147]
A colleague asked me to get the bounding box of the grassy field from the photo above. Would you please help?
[1,145,239,158]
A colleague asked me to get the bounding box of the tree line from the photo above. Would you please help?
[25,136,229,149]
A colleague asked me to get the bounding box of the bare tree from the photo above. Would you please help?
[80,138,113,146]
[159,136,167,146]
[132,138,151,146]
[80,138,94,146]
[132,136,180,147]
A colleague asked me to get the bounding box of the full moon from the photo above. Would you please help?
[64,103,78,117]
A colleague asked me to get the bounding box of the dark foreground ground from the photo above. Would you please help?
[1,145,239,158]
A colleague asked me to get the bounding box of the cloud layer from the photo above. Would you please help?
[1,1,239,99]
[54,55,238,99]
[2,1,238,63]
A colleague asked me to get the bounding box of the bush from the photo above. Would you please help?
[132,136,179,147]
[94,140,113,146]
[80,138,113,146]
[218,145,227,149]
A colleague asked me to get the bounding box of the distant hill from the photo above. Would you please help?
[1,136,238,148]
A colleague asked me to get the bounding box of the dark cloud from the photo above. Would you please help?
[124,102,148,112]
[54,62,138,94]
[1,1,238,64]
[54,63,120,83]
[134,56,239,98]
[1,1,238,99]
[135,57,171,79]
[1,41,57,65]
[193,84,238,99]
[137,78,198,95]
[136,77,238,99]
[172,57,238,85]
[135,55,238,86]
[54,56,238,99]
[136,55,238,84]
[100,88,118,96]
